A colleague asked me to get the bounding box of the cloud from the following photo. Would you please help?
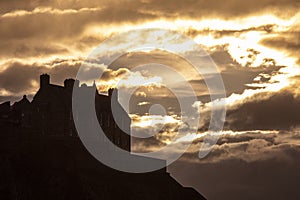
[95,67,163,93]
[185,24,277,39]
[125,0,300,20]
[169,147,300,199]
[100,68,130,81]
[3,0,299,19]
[195,87,300,132]
[260,31,300,64]
[166,130,300,199]
[189,64,283,98]
[0,4,157,45]
[0,5,151,59]
[129,119,300,199]
[0,57,167,104]
[1,0,298,59]
[223,91,300,131]
[137,101,150,106]
[130,113,185,152]
[258,16,300,66]
[0,59,81,97]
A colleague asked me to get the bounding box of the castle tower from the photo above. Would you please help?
[108,88,118,101]
[64,78,75,90]
[40,74,50,89]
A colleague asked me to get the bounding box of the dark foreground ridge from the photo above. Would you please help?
[0,134,205,200]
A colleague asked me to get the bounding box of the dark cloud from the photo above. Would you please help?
[109,50,199,80]
[261,35,300,51]
[131,114,180,152]
[110,48,284,99]
[224,91,300,131]
[0,62,44,94]
[129,90,181,115]
[0,4,155,59]
[189,64,283,97]
[260,31,300,63]
[0,4,156,44]
[131,130,165,153]
[186,24,277,38]
[169,149,300,200]
[0,41,70,59]
[130,126,300,199]
[0,60,80,96]
[207,46,283,95]
[166,130,300,199]
[259,18,300,64]
[221,65,282,95]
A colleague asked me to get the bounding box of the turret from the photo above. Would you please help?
[64,78,75,90]
[108,88,118,101]
[40,74,50,89]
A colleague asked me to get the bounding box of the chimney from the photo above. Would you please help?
[40,74,50,89]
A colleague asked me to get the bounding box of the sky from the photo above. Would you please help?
[1,0,300,199]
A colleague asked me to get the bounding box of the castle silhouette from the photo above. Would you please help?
[0,74,206,199]
[0,74,131,151]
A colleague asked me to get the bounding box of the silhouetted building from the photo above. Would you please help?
[0,74,131,151]
[0,101,11,131]
[0,74,206,199]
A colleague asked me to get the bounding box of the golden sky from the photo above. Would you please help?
[1,0,300,129]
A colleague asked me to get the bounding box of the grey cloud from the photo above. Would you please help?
[0,62,44,94]
[198,88,300,132]
[0,60,80,97]
[167,130,300,199]
[169,148,300,200]
[189,64,283,97]
[224,91,300,131]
